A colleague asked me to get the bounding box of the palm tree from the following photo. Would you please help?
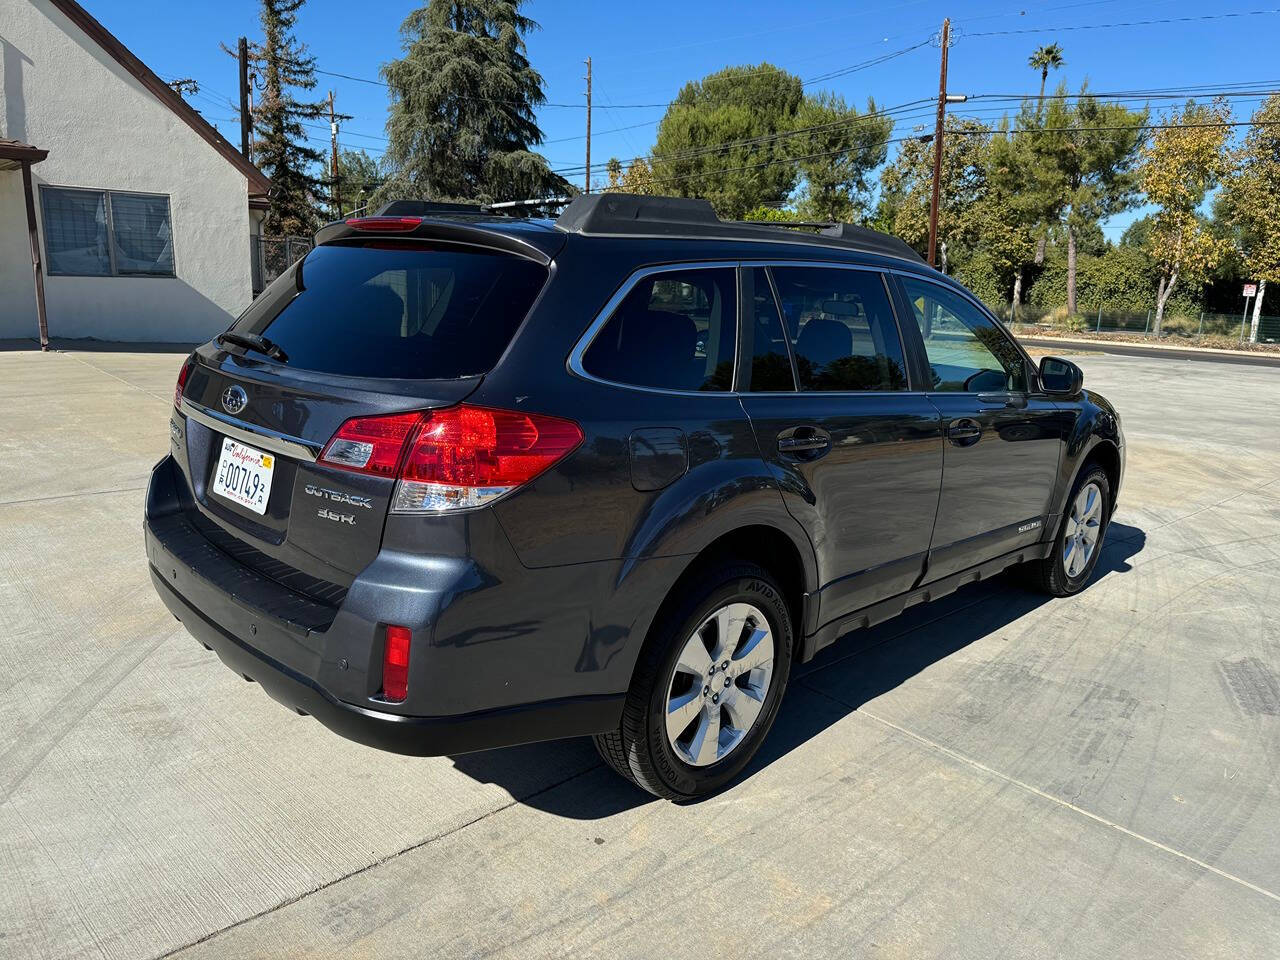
[1028,43,1065,107]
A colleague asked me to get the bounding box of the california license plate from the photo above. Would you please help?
[212,438,275,515]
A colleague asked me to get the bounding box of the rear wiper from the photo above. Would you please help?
[217,330,288,363]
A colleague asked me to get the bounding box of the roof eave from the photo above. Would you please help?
[48,0,271,196]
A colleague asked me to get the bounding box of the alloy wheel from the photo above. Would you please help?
[664,602,775,767]
[1063,480,1104,578]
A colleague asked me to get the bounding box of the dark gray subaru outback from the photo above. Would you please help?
[145,194,1124,799]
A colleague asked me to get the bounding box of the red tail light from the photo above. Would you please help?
[382,625,411,702]
[344,216,422,233]
[319,411,422,477]
[318,404,583,512]
[174,354,195,408]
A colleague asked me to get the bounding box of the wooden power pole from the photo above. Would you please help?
[328,90,341,218]
[584,57,592,194]
[237,37,251,159]
[927,18,951,269]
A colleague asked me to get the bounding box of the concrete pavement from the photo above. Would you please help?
[0,345,1276,959]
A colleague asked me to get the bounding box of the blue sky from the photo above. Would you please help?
[89,0,1279,235]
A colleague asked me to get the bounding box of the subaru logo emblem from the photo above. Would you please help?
[221,384,248,415]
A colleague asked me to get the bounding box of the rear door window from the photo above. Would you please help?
[239,243,548,379]
[770,266,908,392]
[581,267,737,392]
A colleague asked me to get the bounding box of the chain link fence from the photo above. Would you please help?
[251,236,313,297]
[992,303,1280,346]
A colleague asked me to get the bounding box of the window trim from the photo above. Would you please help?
[567,261,744,398]
[891,269,1038,396]
[40,184,177,279]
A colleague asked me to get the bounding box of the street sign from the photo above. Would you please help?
[1243,283,1258,298]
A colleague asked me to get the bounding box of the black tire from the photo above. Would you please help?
[1019,464,1111,597]
[594,563,793,800]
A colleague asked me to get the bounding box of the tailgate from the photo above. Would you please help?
[175,354,479,586]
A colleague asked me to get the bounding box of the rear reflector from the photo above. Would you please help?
[318,404,583,512]
[344,216,422,233]
[382,625,411,702]
[174,354,195,408]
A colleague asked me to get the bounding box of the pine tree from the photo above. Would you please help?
[250,0,329,235]
[650,63,805,219]
[379,1,568,203]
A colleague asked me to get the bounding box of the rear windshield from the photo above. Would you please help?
[238,243,548,379]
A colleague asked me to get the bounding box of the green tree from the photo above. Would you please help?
[1220,94,1280,341]
[877,118,991,268]
[650,63,805,218]
[379,0,569,203]
[789,93,892,222]
[250,0,329,235]
[1141,99,1232,333]
[334,148,381,216]
[1028,44,1065,107]
[986,116,1059,315]
[969,138,1038,313]
[1023,84,1147,314]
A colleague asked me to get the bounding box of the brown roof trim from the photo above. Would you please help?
[48,0,271,197]
[0,139,49,163]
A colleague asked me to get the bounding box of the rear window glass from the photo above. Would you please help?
[581,267,737,392]
[240,243,548,379]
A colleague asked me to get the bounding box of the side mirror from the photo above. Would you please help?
[1038,356,1084,397]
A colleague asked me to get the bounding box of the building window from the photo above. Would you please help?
[40,186,175,277]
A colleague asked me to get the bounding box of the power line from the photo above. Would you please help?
[568,80,1280,176]
[549,98,936,177]
[587,118,1279,193]
[313,67,669,107]
[803,38,934,85]
[963,8,1280,37]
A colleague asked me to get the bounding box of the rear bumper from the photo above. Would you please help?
[144,455,628,755]
[148,562,619,755]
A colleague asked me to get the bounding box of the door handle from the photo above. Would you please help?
[947,418,982,445]
[778,436,830,452]
[777,426,831,458]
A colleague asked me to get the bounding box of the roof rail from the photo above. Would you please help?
[555,193,924,264]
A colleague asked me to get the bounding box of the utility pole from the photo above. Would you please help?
[927,18,950,269]
[237,37,251,159]
[584,56,592,194]
[329,90,341,218]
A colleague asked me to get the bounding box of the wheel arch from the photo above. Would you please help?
[623,521,816,685]
[1055,437,1122,523]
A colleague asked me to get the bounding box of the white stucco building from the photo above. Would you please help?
[0,0,271,344]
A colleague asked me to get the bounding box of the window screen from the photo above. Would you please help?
[42,187,111,276]
[110,193,174,275]
[41,186,174,277]
[900,276,1027,392]
[582,268,737,392]
[240,243,549,379]
[771,267,907,391]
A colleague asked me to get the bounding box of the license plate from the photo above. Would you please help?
[212,438,275,515]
